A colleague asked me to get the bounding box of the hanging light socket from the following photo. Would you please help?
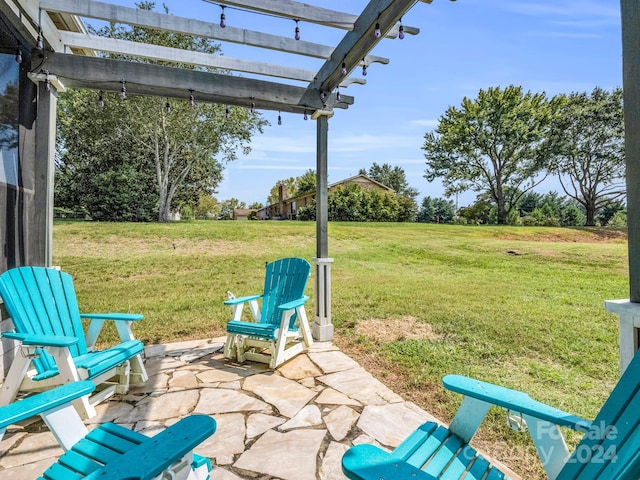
[336,89,341,102]
[277,112,282,125]
[250,96,256,114]
[189,90,195,107]
[341,62,347,75]
[398,24,405,40]
[225,106,230,119]
[220,5,226,28]
[165,99,171,114]
[98,91,104,108]
[374,21,381,38]
[15,48,22,64]
[294,20,300,40]
[362,62,367,76]
[303,109,308,121]
[36,31,44,50]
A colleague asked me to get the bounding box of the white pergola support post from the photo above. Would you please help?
[313,110,334,341]
[312,257,333,341]
[604,299,640,374]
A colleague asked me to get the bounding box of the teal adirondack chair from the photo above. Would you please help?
[0,266,148,419]
[0,380,216,480]
[223,257,313,369]
[343,349,640,480]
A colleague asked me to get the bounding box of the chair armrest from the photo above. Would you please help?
[81,313,144,322]
[443,375,591,431]
[84,414,217,480]
[2,332,79,347]
[0,381,95,429]
[342,444,437,480]
[278,296,310,310]
[224,294,263,306]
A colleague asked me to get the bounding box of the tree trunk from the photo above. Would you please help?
[585,203,596,226]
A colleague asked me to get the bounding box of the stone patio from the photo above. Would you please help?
[0,337,521,479]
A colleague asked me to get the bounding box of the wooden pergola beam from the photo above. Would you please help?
[34,52,353,113]
[313,0,421,94]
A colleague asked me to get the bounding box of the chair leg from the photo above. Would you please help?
[49,347,96,419]
[0,347,33,405]
[224,334,237,359]
[129,353,148,384]
[115,361,131,394]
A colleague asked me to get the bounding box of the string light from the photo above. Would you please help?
[303,109,308,121]
[220,5,226,28]
[319,91,325,101]
[15,48,22,64]
[43,71,50,91]
[336,89,341,102]
[225,106,230,119]
[165,99,171,114]
[362,61,367,76]
[278,111,282,125]
[36,31,43,50]
[294,20,300,40]
[120,80,127,99]
[374,21,381,38]
[189,90,195,107]
[98,91,104,108]
[250,96,255,114]
[341,62,347,75]
[398,18,405,40]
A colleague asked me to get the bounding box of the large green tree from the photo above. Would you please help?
[361,163,419,199]
[545,87,625,226]
[56,2,265,222]
[423,85,554,224]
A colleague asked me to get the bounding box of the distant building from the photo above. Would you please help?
[255,174,394,220]
[232,208,253,221]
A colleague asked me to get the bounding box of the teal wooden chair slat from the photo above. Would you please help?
[223,257,314,369]
[0,266,148,419]
[0,381,215,480]
[343,349,640,480]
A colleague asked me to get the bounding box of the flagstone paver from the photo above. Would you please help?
[0,339,522,480]
[318,367,404,405]
[243,373,317,418]
[194,388,270,415]
[234,428,326,480]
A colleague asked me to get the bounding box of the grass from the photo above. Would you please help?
[53,220,629,478]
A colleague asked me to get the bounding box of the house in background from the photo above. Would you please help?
[232,208,253,221]
[255,174,393,220]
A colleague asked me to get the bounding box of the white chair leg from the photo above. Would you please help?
[0,347,33,405]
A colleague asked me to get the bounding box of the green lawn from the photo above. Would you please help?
[53,220,628,478]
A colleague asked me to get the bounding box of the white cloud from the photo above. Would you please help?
[409,119,439,128]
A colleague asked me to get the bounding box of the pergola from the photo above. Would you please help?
[0,0,434,342]
[1,0,640,359]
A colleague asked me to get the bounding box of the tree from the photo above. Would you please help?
[56,2,265,222]
[546,87,625,226]
[217,198,245,220]
[295,169,317,196]
[423,85,554,224]
[366,163,419,199]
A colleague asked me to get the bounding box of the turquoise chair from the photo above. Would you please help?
[223,257,313,369]
[0,266,148,419]
[0,380,215,480]
[343,350,640,480]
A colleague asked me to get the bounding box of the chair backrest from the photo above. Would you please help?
[260,257,311,327]
[558,349,640,480]
[0,267,88,374]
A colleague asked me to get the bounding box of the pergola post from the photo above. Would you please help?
[605,0,640,373]
[312,110,334,341]
[34,79,58,267]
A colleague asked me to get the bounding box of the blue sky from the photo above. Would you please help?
[87,1,622,207]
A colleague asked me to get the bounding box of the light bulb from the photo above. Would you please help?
[44,77,50,92]
[303,110,308,121]
[250,101,255,114]
[165,100,171,114]
[225,106,230,119]
[15,48,22,64]
[399,25,405,40]
[189,92,195,107]
[362,64,367,76]
[294,20,300,40]
[341,62,347,75]
[98,91,104,108]
[374,22,381,38]
[336,90,341,102]
[320,91,325,101]
[120,82,127,100]
[36,32,43,50]
[278,112,282,125]
[220,7,226,28]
